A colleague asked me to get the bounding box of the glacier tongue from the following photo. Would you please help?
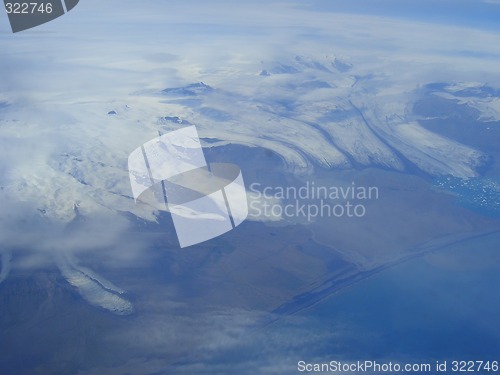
[55,254,133,315]
[357,99,487,178]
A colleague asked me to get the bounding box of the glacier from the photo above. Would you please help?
[55,253,133,315]
[0,55,492,227]
[149,55,488,180]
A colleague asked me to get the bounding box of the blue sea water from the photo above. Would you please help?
[272,231,500,367]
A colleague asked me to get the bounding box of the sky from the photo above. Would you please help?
[300,0,500,30]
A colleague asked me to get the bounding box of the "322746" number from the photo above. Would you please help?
[5,2,53,14]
